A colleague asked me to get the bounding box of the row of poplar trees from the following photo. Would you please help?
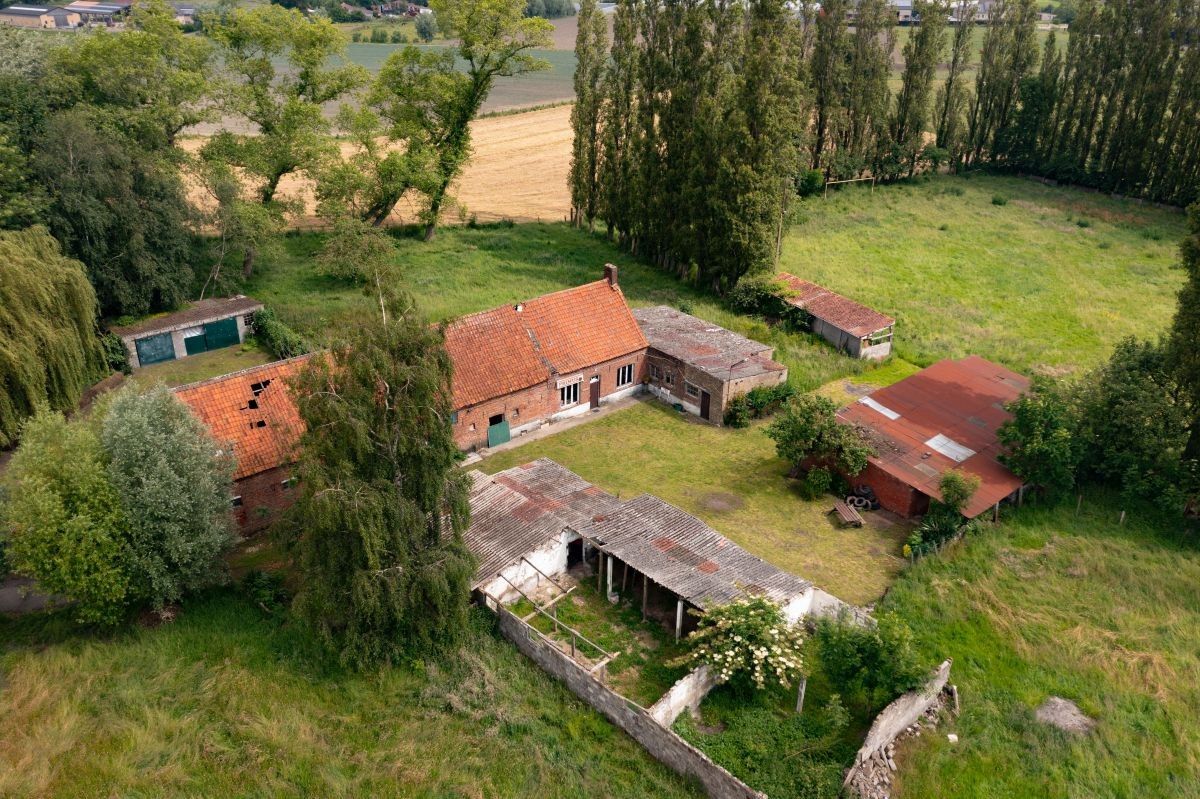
[570,0,1200,292]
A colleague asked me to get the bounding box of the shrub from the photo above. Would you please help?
[369,27,388,43]
[938,469,981,516]
[351,31,362,42]
[724,395,752,428]
[669,595,805,692]
[991,195,1008,206]
[803,466,833,500]
[998,377,1080,496]
[100,331,131,375]
[1076,218,1091,228]
[813,610,926,711]
[796,169,825,198]
[242,568,289,614]
[390,30,407,43]
[767,395,872,477]
[746,383,795,416]
[415,12,437,41]
[252,308,309,360]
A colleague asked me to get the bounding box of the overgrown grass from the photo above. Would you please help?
[784,174,1186,374]
[882,496,1200,798]
[0,595,702,798]
[128,340,276,389]
[478,400,914,605]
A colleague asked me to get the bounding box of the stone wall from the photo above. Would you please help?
[648,665,719,727]
[495,607,764,799]
[843,659,954,798]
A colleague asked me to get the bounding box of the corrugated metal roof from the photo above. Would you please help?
[465,459,622,588]
[582,494,812,610]
[776,273,895,337]
[838,356,1030,518]
[110,296,263,339]
[632,305,787,379]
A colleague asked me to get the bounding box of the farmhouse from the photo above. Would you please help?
[174,355,312,533]
[467,458,816,638]
[838,356,1030,519]
[444,265,648,451]
[111,295,263,369]
[0,5,80,27]
[633,305,788,424]
[776,273,895,360]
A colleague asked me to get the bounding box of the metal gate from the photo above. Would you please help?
[134,332,175,366]
[204,317,240,350]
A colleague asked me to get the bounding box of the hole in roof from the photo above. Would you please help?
[249,420,267,429]
[247,399,258,410]
[250,379,272,396]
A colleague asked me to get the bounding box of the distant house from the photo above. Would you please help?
[171,2,195,23]
[467,458,817,638]
[776,273,895,360]
[174,355,313,533]
[443,265,648,451]
[110,296,264,370]
[837,356,1030,519]
[61,0,130,23]
[633,305,788,425]
[0,5,80,27]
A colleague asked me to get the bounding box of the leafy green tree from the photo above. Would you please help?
[202,5,368,205]
[315,215,398,287]
[196,156,286,291]
[1167,203,1200,460]
[837,0,895,179]
[966,0,1039,165]
[0,132,46,229]
[934,1,976,164]
[808,0,849,171]
[415,11,438,41]
[1,412,131,625]
[937,469,981,516]
[569,0,608,229]
[670,595,805,693]
[998,377,1080,496]
[287,287,475,667]
[0,227,106,448]
[813,610,926,711]
[891,1,949,177]
[766,395,872,477]
[596,0,639,242]
[423,0,552,239]
[32,108,196,317]
[100,386,236,611]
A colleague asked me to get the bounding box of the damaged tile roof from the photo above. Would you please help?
[443,276,647,409]
[583,494,812,610]
[174,355,313,481]
[837,356,1030,519]
[776,273,894,337]
[466,458,623,589]
[110,295,263,339]
[632,305,787,379]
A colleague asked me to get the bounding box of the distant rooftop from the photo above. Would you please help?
[632,305,785,379]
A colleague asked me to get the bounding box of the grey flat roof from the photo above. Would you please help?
[633,305,786,380]
[465,459,622,589]
[110,296,263,340]
[1,6,52,14]
[583,495,812,610]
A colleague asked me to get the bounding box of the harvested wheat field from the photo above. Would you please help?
[180,104,572,227]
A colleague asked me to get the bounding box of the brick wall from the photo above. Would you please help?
[645,349,786,425]
[453,350,646,450]
[233,464,297,534]
[853,462,930,518]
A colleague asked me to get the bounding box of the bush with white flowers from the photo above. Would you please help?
[669,595,805,691]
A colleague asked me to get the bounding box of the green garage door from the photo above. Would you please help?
[184,332,208,356]
[204,317,240,350]
[135,332,175,366]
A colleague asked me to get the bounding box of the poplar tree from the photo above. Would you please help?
[597,0,640,243]
[808,0,849,172]
[1168,203,1200,459]
[836,0,894,178]
[934,1,976,163]
[288,282,475,667]
[966,0,1039,166]
[569,0,608,229]
[891,0,950,177]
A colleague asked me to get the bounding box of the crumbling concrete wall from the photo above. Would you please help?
[648,665,719,727]
[495,606,764,799]
[843,659,954,798]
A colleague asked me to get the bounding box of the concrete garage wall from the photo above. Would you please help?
[496,607,765,799]
[648,665,719,727]
[478,530,576,603]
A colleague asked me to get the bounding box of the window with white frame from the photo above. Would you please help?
[685,381,700,399]
[616,363,634,387]
[559,380,581,407]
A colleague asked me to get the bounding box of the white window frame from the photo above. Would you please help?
[616,363,634,387]
[559,380,581,408]
[684,381,700,399]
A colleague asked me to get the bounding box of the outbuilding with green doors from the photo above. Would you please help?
[110,295,265,370]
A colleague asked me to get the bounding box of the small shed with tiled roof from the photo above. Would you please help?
[776,273,895,360]
[110,296,263,369]
[443,265,649,451]
[174,354,312,532]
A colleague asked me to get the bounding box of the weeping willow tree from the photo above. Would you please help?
[286,283,475,668]
[0,227,105,448]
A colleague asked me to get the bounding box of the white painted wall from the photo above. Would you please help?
[479,528,578,604]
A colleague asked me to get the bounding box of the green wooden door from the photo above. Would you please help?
[135,332,175,366]
[184,334,208,356]
[204,317,240,350]
[487,420,511,447]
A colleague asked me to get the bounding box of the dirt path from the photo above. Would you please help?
[180,103,573,227]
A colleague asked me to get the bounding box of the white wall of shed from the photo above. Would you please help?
[479,529,578,605]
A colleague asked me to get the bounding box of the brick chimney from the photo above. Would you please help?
[604,263,618,288]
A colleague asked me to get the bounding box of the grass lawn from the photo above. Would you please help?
[127,342,277,389]
[784,174,1187,375]
[883,498,1200,798]
[0,597,702,799]
[478,400,913,606]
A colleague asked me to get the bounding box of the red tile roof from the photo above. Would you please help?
[776,273,894,337]
[837,356,1030,518]
[173,355,313,481]
[444,278,648,409]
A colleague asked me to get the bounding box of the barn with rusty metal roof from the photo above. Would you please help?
[776,273,895,360]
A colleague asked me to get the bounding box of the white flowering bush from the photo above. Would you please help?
[669,595,805,692]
